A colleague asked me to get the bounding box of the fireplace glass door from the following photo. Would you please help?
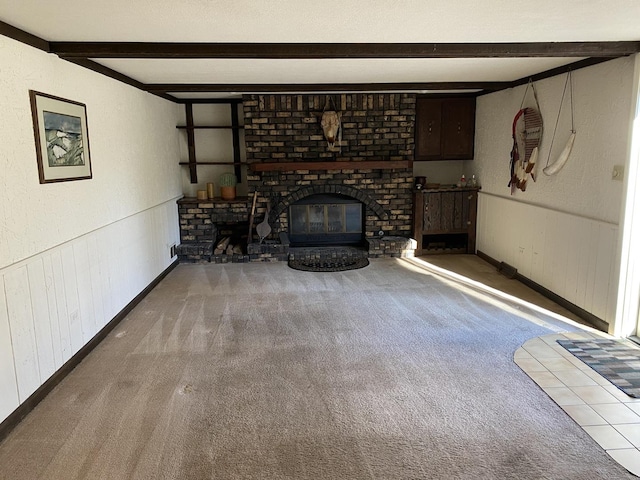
[289,194,364,246]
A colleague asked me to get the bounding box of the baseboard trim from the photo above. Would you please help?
[0,259,179,443]
[476,250,608,332]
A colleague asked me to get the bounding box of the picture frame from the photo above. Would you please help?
[29,90,92,183]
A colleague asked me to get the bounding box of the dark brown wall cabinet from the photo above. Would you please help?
[415,97,476,161]
[412,187,479,255]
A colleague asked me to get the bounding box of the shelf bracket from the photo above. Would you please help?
[230,103,242,182]
[185,103,198,183]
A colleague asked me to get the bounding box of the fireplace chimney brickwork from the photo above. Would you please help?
[243,94,416,239]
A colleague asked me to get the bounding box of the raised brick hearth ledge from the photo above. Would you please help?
[176,196,416,263]
[178,236,416,264]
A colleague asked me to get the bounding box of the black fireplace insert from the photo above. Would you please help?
[288,194,364,246]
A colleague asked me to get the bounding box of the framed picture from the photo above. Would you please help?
[29,90,92,183]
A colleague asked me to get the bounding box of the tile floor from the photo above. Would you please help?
[516,331,640,477]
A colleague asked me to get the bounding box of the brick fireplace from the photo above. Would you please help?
[244,93,416,240]
[177,93,418,262]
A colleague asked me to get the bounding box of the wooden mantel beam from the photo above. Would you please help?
[249,161,412,172]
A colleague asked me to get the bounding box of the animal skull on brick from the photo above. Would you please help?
[321,111,341,148]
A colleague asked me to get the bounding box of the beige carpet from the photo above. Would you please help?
[0,259,633,479]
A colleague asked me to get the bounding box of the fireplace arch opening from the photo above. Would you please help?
[288,193,365,247]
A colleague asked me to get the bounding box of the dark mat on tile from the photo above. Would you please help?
[557,338,640,398]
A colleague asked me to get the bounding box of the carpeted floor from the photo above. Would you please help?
[0,258,634,479]
[558,338,640,398]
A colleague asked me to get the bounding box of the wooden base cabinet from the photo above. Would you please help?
[412,187,479,255]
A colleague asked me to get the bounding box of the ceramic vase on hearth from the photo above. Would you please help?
[220,186,236,200]
[219,172,237,200]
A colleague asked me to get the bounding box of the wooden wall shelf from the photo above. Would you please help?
[249,160,412,172]
[178,196,249,204]
[180,102,244,183]
[177,125,244,130]
[178,161,246,166]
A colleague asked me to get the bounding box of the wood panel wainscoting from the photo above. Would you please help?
[476,192,618,328]
[0,261,179,442]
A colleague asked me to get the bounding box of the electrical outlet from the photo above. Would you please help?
[170,244,176,258]
[612,165,624,181]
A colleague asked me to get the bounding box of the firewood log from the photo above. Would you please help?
[214,236,230,255]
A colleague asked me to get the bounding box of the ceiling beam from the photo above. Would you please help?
[62,57,178,102]
[146,82,508,94]
[0,20,49,52]
[49,41,640,59]
[508,57,615,89]
[2,20,632,101]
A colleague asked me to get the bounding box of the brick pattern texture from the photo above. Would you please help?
[243,94,416,237]
[178,199,249,245]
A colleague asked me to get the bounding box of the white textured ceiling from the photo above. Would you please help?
[96,57,582,84]
[4,0,640,42]
[1,0,639,98]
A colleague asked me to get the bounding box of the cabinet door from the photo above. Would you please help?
[466,189,478,253]
[413,189,478,255]
[415,98,442,160]
[423,190,473,234]
[423,191,442,232]
[442,98,475,160]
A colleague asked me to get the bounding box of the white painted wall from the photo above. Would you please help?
[413,160,473,186]
[473,56,634,223]
[473,56,637,325]
[614,54,640,337]
[0,36,182,423]
[0,36,182,268]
